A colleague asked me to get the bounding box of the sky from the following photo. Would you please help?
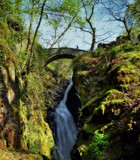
[38,18,123,51]
[36,0,134,51]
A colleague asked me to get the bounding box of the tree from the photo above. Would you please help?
[41,0,83,48]
[127,0,140,41]
[25,0,35,53]
[129,0,140,22]
[0,0,14,21]
[20,0,40,70]
[20,0,83,71]
[27,0,47,73]
[101,0,134,40]
[79,0,99,51]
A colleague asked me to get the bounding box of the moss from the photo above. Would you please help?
[83,132,110,160]
[0,12,56,160]
[0,22,7,37]
[73,41,140,160]
[83,123,97,134]
[0,37,17,68]
[19,100,54,159]
[0,149,43,160]
[76,70,91,76]
[83,88,119,109]
[19,71,55,159]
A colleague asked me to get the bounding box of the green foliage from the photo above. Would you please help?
[46,0,82,26]
[84,132,109,159]
[12,149,19,158]
[128,0,140,23]
[0,0,14,21]
[95,39,140,63]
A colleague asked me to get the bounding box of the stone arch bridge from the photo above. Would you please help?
[44,47,88,67]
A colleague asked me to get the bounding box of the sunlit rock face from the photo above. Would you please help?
[0,66,20,150]
[7,88,15,104]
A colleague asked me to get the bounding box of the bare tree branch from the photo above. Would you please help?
[50,15,77,48]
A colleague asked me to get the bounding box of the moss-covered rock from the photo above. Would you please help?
[0,149,44,160]
[0,21,55,159]
[72,41,140,159]
[19,78,55,159]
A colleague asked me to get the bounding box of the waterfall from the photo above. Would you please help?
[55,81,77,160]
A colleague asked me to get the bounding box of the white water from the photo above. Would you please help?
[55,81,77,160]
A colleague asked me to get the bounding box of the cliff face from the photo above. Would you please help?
[0,34,20,149]
[72,40,140,159]
[0,22,55,159]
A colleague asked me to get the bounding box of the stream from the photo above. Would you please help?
[55,81,77,160]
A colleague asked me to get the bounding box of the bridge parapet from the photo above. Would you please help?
[46,47,87,56]
[44,47,88,67]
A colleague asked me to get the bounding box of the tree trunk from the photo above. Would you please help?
[90,28,96,51]
[123,17,131,40]
[26,1,35,53]
[27,0,47,73]
[87,19,96,51]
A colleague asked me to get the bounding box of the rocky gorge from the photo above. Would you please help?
[0,12,140,160]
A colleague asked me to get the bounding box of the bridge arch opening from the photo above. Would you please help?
[44,54,75,67]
